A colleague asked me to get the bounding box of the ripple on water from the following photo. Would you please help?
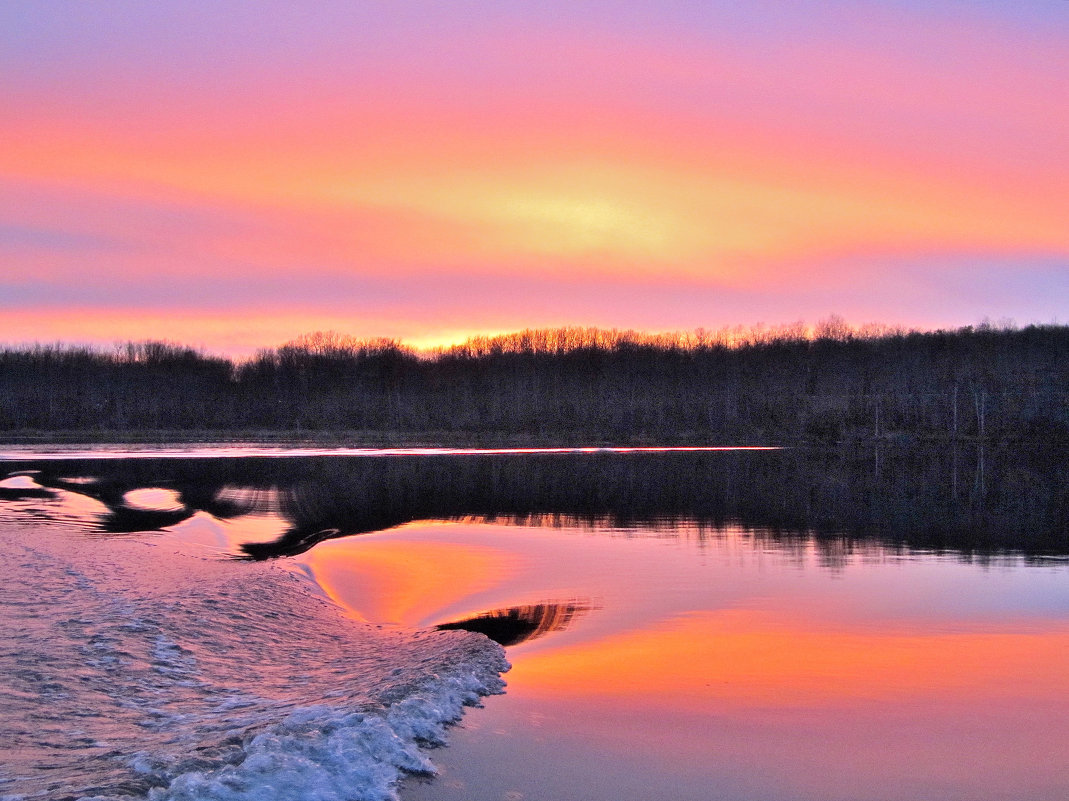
[0,509,508,801]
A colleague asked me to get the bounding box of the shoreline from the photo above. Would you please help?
[0,429,1031,449]
[0,429,766,447]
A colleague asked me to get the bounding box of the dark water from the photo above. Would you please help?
[2,443,1065,558]
[1,445,1066,801]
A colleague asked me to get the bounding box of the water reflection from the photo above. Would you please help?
[393,523,1069,801]
[0,446,1065,558]
[302,536,517,626]
[3,447,1067,801]
[437,602,593,647]
[515,609,1069,704]
[0,473,54,500]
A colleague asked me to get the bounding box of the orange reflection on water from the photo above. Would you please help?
[301,537,518,626]
[516,609,1069,708]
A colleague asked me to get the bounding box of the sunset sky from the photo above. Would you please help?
[2,1,1066,355]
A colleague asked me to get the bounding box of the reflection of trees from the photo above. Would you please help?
[436,602,593,647]
[19,472,235,534]
[3,447,1066,558]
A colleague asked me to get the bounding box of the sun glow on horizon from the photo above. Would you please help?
[1,1,1066,350]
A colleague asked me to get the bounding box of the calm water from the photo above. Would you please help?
[1,445,1066,800]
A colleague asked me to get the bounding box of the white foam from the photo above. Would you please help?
[0,502,509,801]
[154,655,507,801]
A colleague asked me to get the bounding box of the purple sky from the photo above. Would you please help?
[2,1,1066,353]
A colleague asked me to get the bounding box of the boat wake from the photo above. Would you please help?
[0,495,508,801]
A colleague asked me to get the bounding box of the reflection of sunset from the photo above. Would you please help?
[438,602,592,647]
[7,450,1065,801]
[516,610,1069,707]
[302,540,517,626]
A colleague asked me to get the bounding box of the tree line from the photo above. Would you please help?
[1,322,1066,443]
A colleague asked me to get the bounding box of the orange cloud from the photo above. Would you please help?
[2,2,1066,351]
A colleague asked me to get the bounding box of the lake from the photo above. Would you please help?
[1,445,1066,800]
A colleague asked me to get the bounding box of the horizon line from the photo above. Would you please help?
[1,317,1062,361]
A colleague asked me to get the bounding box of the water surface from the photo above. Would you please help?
[1,445,1066,800]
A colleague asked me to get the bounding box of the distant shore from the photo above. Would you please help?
[0,429,710,447]
[0,429,1026,448]
[4,325,1066,445]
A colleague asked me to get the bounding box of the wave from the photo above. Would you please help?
[0,501,508,801]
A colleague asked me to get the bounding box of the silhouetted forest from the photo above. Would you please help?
[1,322,1067,443]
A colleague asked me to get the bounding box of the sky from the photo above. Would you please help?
[1,1,1066,355]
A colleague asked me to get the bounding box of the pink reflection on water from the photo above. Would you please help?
[305,535,520,625]
[0,445,780,461]
[305,521,1069,801]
